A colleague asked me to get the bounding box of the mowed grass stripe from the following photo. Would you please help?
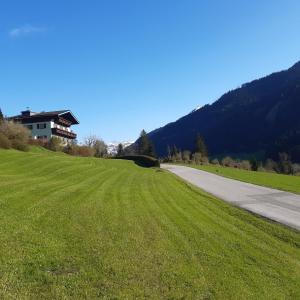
[148,172,300,298]
[0,149,300,299]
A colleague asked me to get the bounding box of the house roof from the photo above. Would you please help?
[9,110,80,125]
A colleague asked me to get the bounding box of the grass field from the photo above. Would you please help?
[1,149,300,299]
[182,163,300,195]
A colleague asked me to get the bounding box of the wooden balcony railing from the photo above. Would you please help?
[52,128,77,139]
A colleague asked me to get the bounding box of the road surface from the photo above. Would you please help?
[161,164,300,231]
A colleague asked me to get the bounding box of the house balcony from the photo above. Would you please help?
[52,128,77,139]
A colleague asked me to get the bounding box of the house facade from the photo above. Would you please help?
[9,110,79,143]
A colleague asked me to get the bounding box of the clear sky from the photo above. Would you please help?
[1,0,300,142]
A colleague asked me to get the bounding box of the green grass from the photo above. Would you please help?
[0,149,300,299]
[180,163,300,194]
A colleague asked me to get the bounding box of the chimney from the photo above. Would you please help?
[21,110,36,117]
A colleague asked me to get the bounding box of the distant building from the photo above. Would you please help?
[9,110,79,143]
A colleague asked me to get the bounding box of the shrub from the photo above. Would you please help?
[76,145,96,157]
[0,133,11,149]
[11,139,29,151]
[257,166,266,172]
[63,144,92,157]
[250,157,259,171]
[115,155,160,168]
[182,150,191,163]
[201,156,209,165]
[291,163,300,176]
[264,158,277,173]
[84,135,108,158]
[240,160,251,170]
[192,152,202,164]
[0,121,29,151]
[46,137,63,152]
[221,156,234,167]
[277,152,292,174]
[28,138,47,147]
[211,158,220,165]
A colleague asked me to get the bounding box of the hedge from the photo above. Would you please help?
[115,155,160,168]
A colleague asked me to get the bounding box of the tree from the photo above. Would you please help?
[84,135,98,148]
[211,158,220,165]
[171,145,178,156]
[194,134,208,156]
[93,139,107,157]
[84,135,107,158]
[166,145,172,161]
[47,137,63,152]
[0,108,4,124]
[138,130,149,155]
[250,157,259,171]
[277,152,292,174]
[138,130,156,157]
[182,150,191,163]
[117,143,124,156]
[192,152,202,164]
[221,156,234,167]
[148,142,156,157]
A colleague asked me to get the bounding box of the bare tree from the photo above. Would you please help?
[84,135,108,158]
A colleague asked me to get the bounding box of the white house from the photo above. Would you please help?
[9,110,79,143]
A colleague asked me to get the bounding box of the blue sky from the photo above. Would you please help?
[1,0,300,142]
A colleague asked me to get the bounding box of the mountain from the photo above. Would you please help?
[107,141,134,155]
[144,61,300,161]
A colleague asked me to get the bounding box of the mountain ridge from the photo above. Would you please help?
[143,61,300,161]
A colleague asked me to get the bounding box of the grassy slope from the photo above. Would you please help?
[0,149,300,299]
[182,164,300,194]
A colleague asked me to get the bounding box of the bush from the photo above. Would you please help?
[65,144,96,157]
[277,152,292,174]
[201,156,209,165]
[182,150,191,163]
[250,157,259,171]
[84,135,107,158]
[211,158,220,165]
[28,138,47,147]
[0,121,29,151]
[221,156,234,167]
[0,133,11,149]
[291,163,300,175]
[264,159,277,173]
[257,165,266,172]
[240,160,251,170]
[46,137,63,152]
[11,139,29,151]
[115,155,160,168]
[192,152,202,164]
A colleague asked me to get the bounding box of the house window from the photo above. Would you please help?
[37,123,46,129]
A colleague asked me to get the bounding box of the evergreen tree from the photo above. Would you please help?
[167,145,171,161]
[138,130,156,157]
[0,108,4,124]
[250,157,259,171]
[138,130,149,155]
[148,142,156,157]
[194,134,208,156]
[117,143,124,156]
[171,145,178,156]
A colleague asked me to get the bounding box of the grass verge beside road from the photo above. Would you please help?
[0,149,300,298]
[181,163,300,194]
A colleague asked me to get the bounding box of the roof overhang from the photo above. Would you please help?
[58,111,79,125]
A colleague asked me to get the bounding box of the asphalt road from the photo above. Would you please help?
[161,164,300,231]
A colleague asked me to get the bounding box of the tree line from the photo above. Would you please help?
[1,107,299,175]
